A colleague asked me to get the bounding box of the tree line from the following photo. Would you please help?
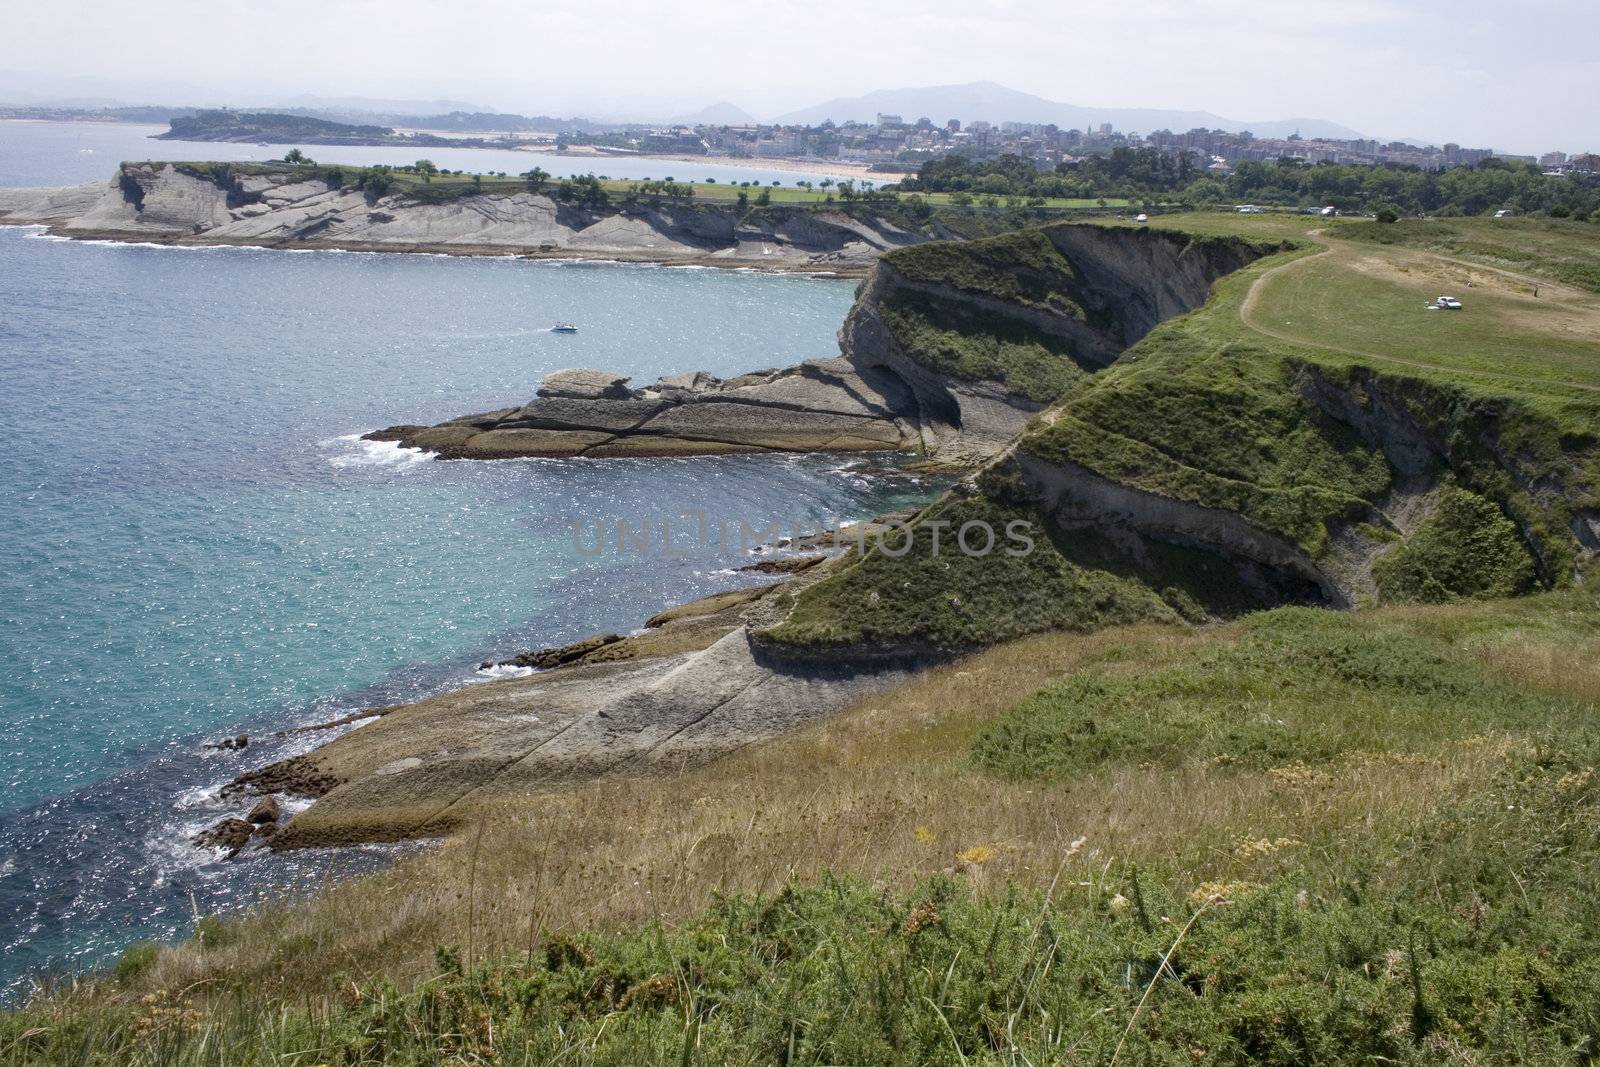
[897,149,1600,218]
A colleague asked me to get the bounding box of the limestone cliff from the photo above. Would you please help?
[0,162,927,269]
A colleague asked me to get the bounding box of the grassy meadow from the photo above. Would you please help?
[6,593,1600,1063]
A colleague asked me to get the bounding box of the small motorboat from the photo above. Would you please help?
[551,322,579,333]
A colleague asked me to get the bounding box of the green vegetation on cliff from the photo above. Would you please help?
[762,213,1600,653]
[761,495,1177,651]
[877,293,1086,403]
[881,228,1097,313]
[1374,485,1539,602]
[1022,215,1600,577]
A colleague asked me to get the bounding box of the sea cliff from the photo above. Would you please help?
[0,161,934,272]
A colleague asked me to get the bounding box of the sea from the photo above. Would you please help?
[0,120,932,997]
[0,120,865,189]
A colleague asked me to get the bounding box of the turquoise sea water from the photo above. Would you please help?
[0,127,928,994]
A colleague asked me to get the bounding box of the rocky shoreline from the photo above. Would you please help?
[195,509,928,855]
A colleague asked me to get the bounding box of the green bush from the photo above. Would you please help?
[1375,486,1538,602]
[879,291,1087,403]
[761,496,1175,651]
[114,941,159,982]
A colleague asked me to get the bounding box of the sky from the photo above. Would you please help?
[2,0,1595,154]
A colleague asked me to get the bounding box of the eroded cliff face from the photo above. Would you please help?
[0,163,927,268]
[835,225,1284,462]
[755,229,1600,659]
[367,224,1281,463]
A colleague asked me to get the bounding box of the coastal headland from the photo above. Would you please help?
[11,166,1599,862]
[181,206,1600,858]
[9,157,1600,1059]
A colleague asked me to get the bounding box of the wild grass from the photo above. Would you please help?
[758,495,1176,650]
[7,593,1600,1062]
[877,291,1089,403]
[1340,216,1600,293]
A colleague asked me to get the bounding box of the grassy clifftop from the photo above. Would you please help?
[9,212,1600,1062]
[15,592,1600,1063]
[765,213,1600,655]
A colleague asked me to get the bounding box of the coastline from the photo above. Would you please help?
[201,501,938,852]
[12,225,876,277]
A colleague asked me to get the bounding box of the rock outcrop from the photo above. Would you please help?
[237,519,927,849]
[367,359,926,458]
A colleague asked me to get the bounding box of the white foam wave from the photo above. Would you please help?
[476,663,535,680]
[323,433,430,470]
[174,783,225,810]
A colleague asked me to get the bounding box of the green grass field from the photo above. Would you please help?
[8,593,1600,1064]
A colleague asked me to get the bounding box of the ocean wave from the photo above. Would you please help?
[323,433,430,469]
[174,783,225,811]
[475,663,535,679]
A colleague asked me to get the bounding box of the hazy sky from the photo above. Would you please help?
[4,0,1595,153]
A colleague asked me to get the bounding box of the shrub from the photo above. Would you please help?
[114,941,159,981]
[1374,486,1538,602]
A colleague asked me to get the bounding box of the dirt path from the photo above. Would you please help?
[1237,240,1600,396]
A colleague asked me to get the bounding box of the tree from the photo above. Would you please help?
[359,168,392,197]
[1374,203,1400,224]
[283,148,312,165]
[414,159,438,177]
[522,167,550,192]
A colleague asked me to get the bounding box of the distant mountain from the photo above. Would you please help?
[675,101,757,126]
[771,81,1365,141]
